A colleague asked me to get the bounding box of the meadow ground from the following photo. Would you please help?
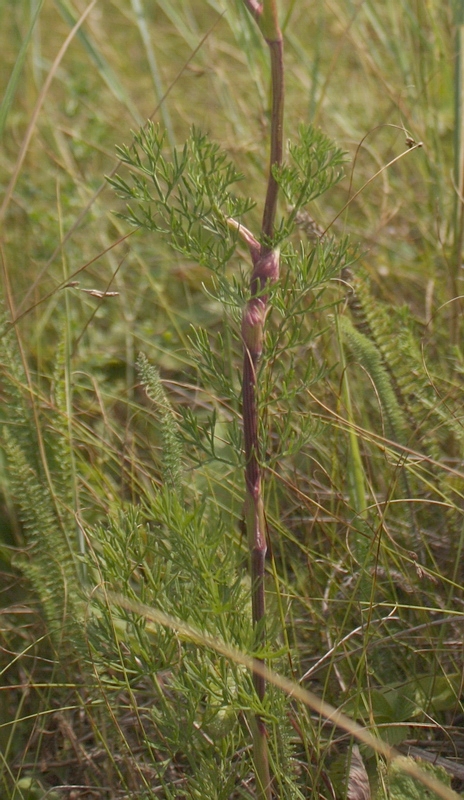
[0,2,463,798]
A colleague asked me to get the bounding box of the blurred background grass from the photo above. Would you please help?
[0,1,463,798]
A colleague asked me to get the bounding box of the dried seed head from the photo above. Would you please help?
[293,208,325,241]
[347,746,371,800]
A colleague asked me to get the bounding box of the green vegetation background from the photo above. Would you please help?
[0,1,463,798]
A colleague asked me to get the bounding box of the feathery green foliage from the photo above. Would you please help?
[136,352,183,492]
[108,124,254,265]
[343,267,464,459]
[340,314,408,446]
[0,329,83,652]
[85,494,304,798]
[377,757,452,800]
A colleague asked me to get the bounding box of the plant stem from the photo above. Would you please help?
[262,35,284,240]
[240,0,284,796]
[241,244,278,800]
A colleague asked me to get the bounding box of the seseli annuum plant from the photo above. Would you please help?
[107,0,347,794]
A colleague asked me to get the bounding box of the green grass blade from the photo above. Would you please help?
[154,0,199,49]
[0,0,44,139]
[54,0,143,123]
[130,0,176,147]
